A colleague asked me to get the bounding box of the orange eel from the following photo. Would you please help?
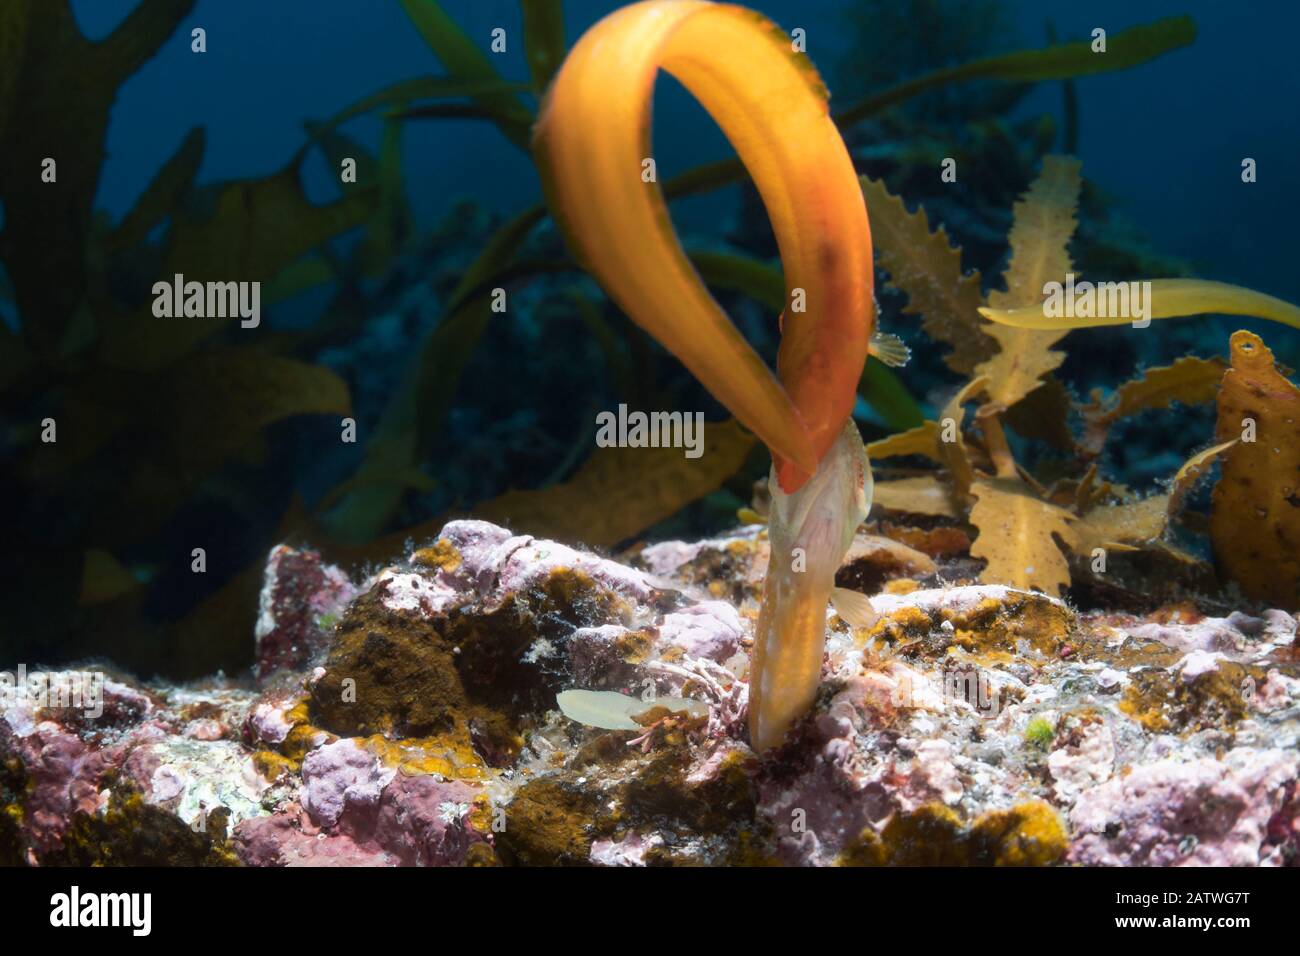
[534,0,875,751]
[535,1,1300,752]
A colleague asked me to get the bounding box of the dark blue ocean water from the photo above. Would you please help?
[78,0,1300,307]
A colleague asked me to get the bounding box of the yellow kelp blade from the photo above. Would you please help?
[534,0,873,484]
[979,279,1300,331]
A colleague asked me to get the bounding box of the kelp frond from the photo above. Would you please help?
[866,156,1300,605]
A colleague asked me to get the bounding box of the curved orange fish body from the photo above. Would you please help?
[533,0,874,492]
[534,0,875,752]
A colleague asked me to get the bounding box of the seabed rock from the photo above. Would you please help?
[3,520,1298,866]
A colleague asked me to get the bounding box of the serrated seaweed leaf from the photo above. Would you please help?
[1070,499,1160,556]
[1072,438,1234,555]
[163,347,352,469]
[859,176,992,375]
[100,160,377,370]
[1099,356,1226,419]
[872,476,960,518]
[867,376,988,486]
[867,422,941,462]
[1002,374,1075,451]
[975,155,1081,409]
[1080,355,1225,453]
[940,376,990,502]
[970,477,1078,597]
[469,419,756,547]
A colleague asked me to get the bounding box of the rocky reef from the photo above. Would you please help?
[3,519,1297,867]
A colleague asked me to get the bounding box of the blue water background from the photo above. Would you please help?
[76,0,1300,339]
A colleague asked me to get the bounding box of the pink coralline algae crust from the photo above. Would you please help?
[300,738,395,828]
[590,831,663,866]
[1126,609,1295,660]
[6,519,1300,867]
[436,519,658,604]
[755,712,893,867]
[1069,749,1300,866]
[245,695,297,747]
[657,602,745,662]
[372,775,487,866]
[367,520,661,622]
[6,722,116,858]
[234,774,489,867]
[255,545,359,679]
[233,807,400,867]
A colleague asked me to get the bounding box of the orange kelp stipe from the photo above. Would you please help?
[533,0,874,491]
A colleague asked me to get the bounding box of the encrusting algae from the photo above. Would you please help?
[839,800,1068,867]
[3,510,1298,867]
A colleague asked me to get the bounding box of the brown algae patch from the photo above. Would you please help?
[865,590,1074,663]
[1120,661,1265,734]
[839,800,1067,866]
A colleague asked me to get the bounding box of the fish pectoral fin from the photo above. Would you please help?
[830,586,879,630]
[868,331,911,368]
